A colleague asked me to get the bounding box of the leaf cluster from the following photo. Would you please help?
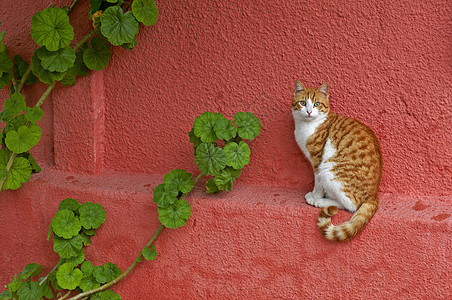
[0,198,122,300]
[190,111,261,194]
[0,0,158,191]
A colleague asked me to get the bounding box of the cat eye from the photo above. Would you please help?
[314,102,321,107]
[299,101,306,106]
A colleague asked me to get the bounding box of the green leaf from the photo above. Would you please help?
[100,6,139,46]
[61,50,90,86]
[93,262,121,284]
[31,7,74,51]
[17,281,43,300]
[19,263,43,280]
[132,0,158,26]
[63,251,85,268]
[214,118,237,141]
[0,71,13,89]
[153,183,178,208]
[205,179,220,194]
[82,227,96,236]
[0,48,13,75]
[193,112,223,143]
[51,209,82,239]
[0,109,14,123]
[3,93,26,116]
[83,37,111,71]
[81,260,95,275]
[214,167,241,191]
[56,263,83,290]
[195,143,227,175]
[89,0,103,18]
[36,46,76,73]
[188,129,202,148]
[223,141,251,170]
[234,112,261,140]
[13,55,38,86]
[106,0,119,2]
[142,245,157,261]
[59,198,80,213]
[5,125,41,154]
[163,169,194,194]
[80,232,92,246]
[90,290,121,300]
[3,114,29,134]
[0,290,12,300]
[158,199,191,229]
[0,150,32,190]
[53,235,84,259]
[31,50,65,85]
[79,273,100,292]
[41,280,54,299]
[7,275,22,293]
[25,107,44,122]
[79,202,106,229]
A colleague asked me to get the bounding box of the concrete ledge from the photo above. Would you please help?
[1,168,451,299]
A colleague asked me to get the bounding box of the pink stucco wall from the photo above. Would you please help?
[1,0,451,299]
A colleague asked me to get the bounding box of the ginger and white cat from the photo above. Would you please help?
[292,81,383,241]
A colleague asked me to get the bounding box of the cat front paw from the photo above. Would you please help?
[305,192,317,206]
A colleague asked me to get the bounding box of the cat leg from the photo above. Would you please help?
[306,174,346,209]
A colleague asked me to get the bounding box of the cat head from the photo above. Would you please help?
[292,81,330,122]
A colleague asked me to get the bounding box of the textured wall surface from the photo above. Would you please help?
[0,0,451,299]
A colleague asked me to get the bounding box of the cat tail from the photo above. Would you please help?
[317,195,379,242]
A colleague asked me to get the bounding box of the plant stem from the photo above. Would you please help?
[16,64,32,93]
[58,290,72,300]
[73,29,97,52]
[67,0,81,15]
[67,225,166,300]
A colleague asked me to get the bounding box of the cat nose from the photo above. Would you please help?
[307,110,312,116]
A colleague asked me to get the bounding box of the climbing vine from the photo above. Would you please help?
[0,111,261,299]
[0,0,158,191]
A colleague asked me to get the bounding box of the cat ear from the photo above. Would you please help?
[294,81,304,96]
[318,82,329,95]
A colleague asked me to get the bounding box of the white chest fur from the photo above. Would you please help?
[292,111,327,164]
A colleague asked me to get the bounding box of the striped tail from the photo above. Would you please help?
[317,196,379,242]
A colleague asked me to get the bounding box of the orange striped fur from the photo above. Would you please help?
[292,81,383,241]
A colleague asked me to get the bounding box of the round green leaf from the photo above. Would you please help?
[31,7,74,51]
[214,167,242,191]
[59,198,80,213]
[25,107,44,122]
[79,273,100,292]
[81,261,95,275]
[56,263,83,290]
[234,112,261,140]
[132,0,159,26]
[0,48,13,75]
[214,118,237,141]
[51,209,82,239]
[0,151,32,190]
[195,143,227,175]
[205,179,220,194]
[83,37,111,71]
[93,263,121,284]
[17,281,43,300]
[3,93,26,116]
[158,199,191,229]
[31,50,65,85]
[53,235,84,259]
[193,112,223,143]
[0,71,13,89]
[5,125,42,154]
[142,245,157,261]
[223,141,251,170]
[36,46,76,72]
[163,169,194,194]
[100,6,139,46]
[153,183,178,208]
[79,202,106,229]
[90,290,121,300]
